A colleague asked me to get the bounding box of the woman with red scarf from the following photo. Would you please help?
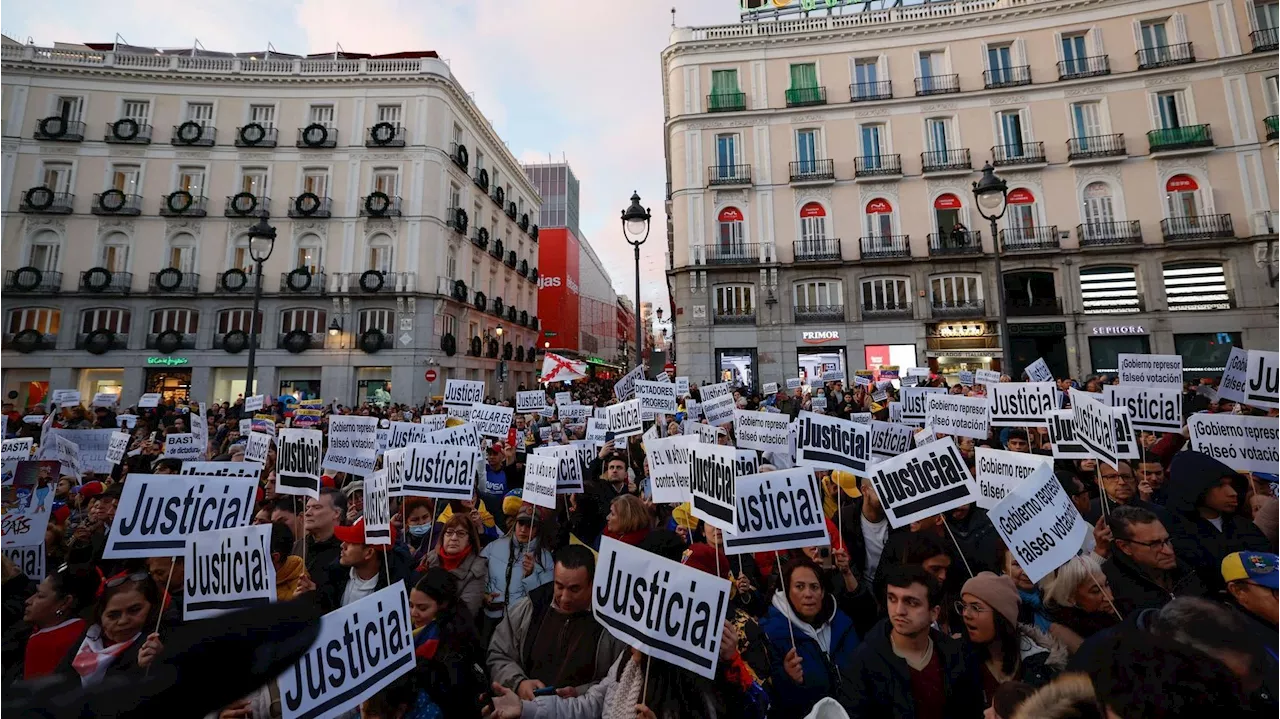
[601,494,652,547]
[55,571,161,686]
[408,568,485,716]
[3,565,100,681]
[418,513,489,621]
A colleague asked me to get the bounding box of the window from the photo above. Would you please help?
[714,133,740,177]
[795,128,819,169]
[309,105,335,127]
[918,50,946,91]
[1163,262,1230,311]
[1164,174,1203,218]
[709,69,741,110]
[925,117,952,153]
[1071,101,1104,142]
[789,62,818,90]
[240,167,268,196]
[1154,90,1189,129]
[7,308,60,335]
[280,309,326,334]
[1081,181,1117,231]
[454,124,465,145]
[859,123,886,162]
[931,274,982,305]
[447,247,458,280]
[714,285,754,314]
[81,308,130,334]
[216,309,262,334]
[475,150,485,171]
[302,168,329,197]
[987,43,1014,83]
[249,104,275,127]
[101,232,130,272]
[795,280,841,309]
[230,236,252,273]
[799,202,827,243]
[1174,332,1242,374]
[296,234,324,272]
[865,198,895,238]
[372,168,399,196]
[168,233,196,273]
[1265,75,1279,117]
[122,100,150,124]
[41,162,71,193]
[1140,19,1169,50]
[1005,188,1038,238]
[358,309,393,334]
[186,102,214,127]
[376,105,401,124]
[1060,33,1089,74]
[716,207,746,255]
[28,230,60,272]
[853,58,879,87]
[367,234,393,272]
[443,314,458,338]
[996,109,1026,154]
[1080,266,1140,313]
[109,164,140,193]
[1090,335,1151,373]
[861,277,909,309]
[55,96,83,122]
[151,309,198,334]
[177,166,205,194]
[449,183,462,211]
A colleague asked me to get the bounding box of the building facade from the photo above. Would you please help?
[663,0,1279,391]
[1,39,542,407]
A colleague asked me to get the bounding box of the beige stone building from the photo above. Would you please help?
[1,39,542,406]
[662,0,1278,389]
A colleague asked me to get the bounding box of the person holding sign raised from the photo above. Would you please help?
[480,505,555,644]
[301,516,406,612]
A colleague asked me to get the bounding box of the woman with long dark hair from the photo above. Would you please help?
[56,571,163,686]
[2,565,100,682]
[408,568,485,718]
[956,572,1065,704]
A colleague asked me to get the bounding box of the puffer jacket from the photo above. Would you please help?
[1165,451,1270,589]
[479,535,554,619]
[758,591,860,717]
[1012,623,1068,689]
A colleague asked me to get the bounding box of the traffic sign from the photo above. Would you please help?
[424,369,438,382]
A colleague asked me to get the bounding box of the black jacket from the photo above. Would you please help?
[1164,451,1270,590]
[293,533,342,579]
[315,542,412,612]
[844,618,985,719]
[943,507,1003,575]
[1102,549,1208,616]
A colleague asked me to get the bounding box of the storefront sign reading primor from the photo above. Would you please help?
[147,356,189,366]
[801,330,841,344]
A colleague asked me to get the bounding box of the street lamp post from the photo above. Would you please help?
[495,325,505,401]
[972,163,1011,375]
[621,192,652,369]
[245,212,277,396]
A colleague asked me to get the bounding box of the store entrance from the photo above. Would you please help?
[798,347,846,385]
[145,369,192,405]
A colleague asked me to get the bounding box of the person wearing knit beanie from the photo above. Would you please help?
[961,571,1020,626]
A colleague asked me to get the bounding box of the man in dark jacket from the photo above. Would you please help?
[845,564,984,719]
[308,517,409,611]
[1082,460,1171,525]
[1103,505,1207,615]
[1164,451,1271,591]
[293,487,345,578]
[1221,551,1279,659]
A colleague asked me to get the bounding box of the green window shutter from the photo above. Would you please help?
[711,70,737,94]
[790,63,817,89]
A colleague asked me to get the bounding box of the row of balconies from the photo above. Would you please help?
[703,42,1243,114]
[35,118,413,149]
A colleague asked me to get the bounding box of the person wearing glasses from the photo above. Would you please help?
[57,571,162,686]
[419,513,489,620]
[1102,505,1208,616]
[955,572,1065,705]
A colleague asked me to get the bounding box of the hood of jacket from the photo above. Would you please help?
[1019,623,1068,671]
[1167,450,1246,516]
[770,589,836,653]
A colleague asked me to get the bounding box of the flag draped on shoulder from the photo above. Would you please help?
[539,352,588,384]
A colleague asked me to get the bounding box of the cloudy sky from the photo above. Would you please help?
[4,0,743,314]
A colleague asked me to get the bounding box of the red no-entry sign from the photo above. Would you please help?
[424,369,438,382]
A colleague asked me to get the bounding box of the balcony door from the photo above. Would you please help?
[925,118,952,154]
[717,207,746,258]
[796,129,819,173]
[865,199,894,241]
[715,134,738,179]
[1006,188,1037,242]
[799,202,827,245]
[1061,34,1088,74]
[860,124,884,168]
[997,110,1025,156]
[1164,174,1203,219]
[1155,90,1189,130]
[1071,102,1103,148]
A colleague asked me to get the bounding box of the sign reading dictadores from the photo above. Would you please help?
[866,438,978,528]
[592,537,731,680]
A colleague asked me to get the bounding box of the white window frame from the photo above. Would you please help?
[184,101,215,127]
[120,99,151,124]
[1149,87,1196,130]
[714,284,755,314]
[367,234,394,272]
[26,229,62,273]
[81,308,130,334]
[100,231,131,273]
[860,277,910,308]
[7,307,60,336]
[39,160,73,193]
[922,115,959,154]
[217,308,261,334]
[151,308,198,334]
[294,234,324,273]
[279,308,326,334]
[993,107,1034,146]
[50,95,85,122]
[308,104,336,128]
[794,279,843,309]
[238,166,270,196]
[930,274,984,304]
[247,103,276,127]
[371,167,400,196]
[106,163,142,194]
[301,167,330,197]
[794,127,825,163]
[167,233,198,273]
[375,104,402,125]
[358,309,394,334]
[174,165,208,195]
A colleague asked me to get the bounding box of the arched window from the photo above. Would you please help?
[80,308,130,334]
[168,232,197,272]
[7,308,60,336]
[229,234,253,273]
[367,234,393,272]
[446,246,458,281]
[1163,174,1203,219]
[150,309,199,334]
[1004,187,1040,244]
[933,193,964,235]
[295,233,324,273]
[713,284,755,321]
[27,230,61,271]
[279,308,326,334]
[1163,261,1230,312]
[930,273,983,309]
[358,309,394,334]
[100,231,130,272]
[1081,181,1115,226]
[216,308,262,333]
[865,198,894,237]
[716,207,745,256]
[799,202,827,243]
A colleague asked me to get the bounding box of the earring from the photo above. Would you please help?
[55,609,63,616]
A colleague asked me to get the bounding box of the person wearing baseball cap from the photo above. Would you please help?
[1222,551,1279,653]
[306,517,401,611]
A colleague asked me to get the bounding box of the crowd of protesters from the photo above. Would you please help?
[1,364,1277,719]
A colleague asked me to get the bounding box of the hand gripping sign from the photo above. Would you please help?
[865,438,979,528]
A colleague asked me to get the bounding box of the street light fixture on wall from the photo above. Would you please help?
[972,163,1012,376]
[621,191,651,368]
[328,318,341,337]
[244,211,276,396]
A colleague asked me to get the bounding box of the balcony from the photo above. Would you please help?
[289,195,332,219]
[795,305,845,323]
[216,270,253,294]
[471,229,490,251]
[505,251,518,269]
[991,141,1045,167]
[5,269,62,294]
[171,122,216,147]
[1067,134,1126,161]
[345,270,411,293]
[279,269,327,294]
[704,243,767,265]
[794,238,842,262]
[849,80,892,102]
[1160,214,1234,241]
[19,189,74,214]
[921,149,971,174]
[983,65,1031,89]
[3,332,56,352]
[104,120,152,144]
[234,124,277,148]
[706,92,746,112]
[225,194,271,218]
[713,309,756,325]
[707,164,752,187]
[518,259,530,277]
[1057,55,1110,80]
[1077,220,1143,247]
[785,86,827,107]
[149,270,200,294]
[450,142,470,171]
[296,124,337,148]
[931,299,986,318]
[861,302,913,321]
[34,117,85,142]
[1168,288,1235,312]
[489,241,504,260]
[1147,125,1213,152]
[159,192,208,217]
[789,159,835,183]
[80,270,132,294]
[999,226,1060,252]
[915,74,959,96]
[1006,297,1063,317]
[1136,42,1194,69]
[277,332,324,351]
[360,193,402,218]
[213,332,258,351]
[506,202,518,220]
[854,154,902,178]
[1265,116,1278,142]
[146,332,196,351]
[91,191,143,216]
[928,230,983,256]
[860,235,911,260]
[76,332,127,352]
[367,123,406,148]
[1252,27,1279,52]
[447,207,469,234]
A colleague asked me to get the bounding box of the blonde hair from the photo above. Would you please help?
[610,494,651,534]
[1039,553,1105,609]
[1012,673,1105,719]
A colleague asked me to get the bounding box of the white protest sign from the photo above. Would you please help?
[106,432,131,466]
[646,434,697,504]
[795,411,872,477]
[517,390,546,414]
[547,445,585,494]
[443,379,485,409]
[183,524,276,620]
[238,418,252,435]
[850,413,872,425]
[104,474,256,558]
[3,543,44,581]
[1117,353,1183,390]
[914,426,939,448]
[762,382,779,396]
[50,389,81,406]
[810,395,827,410]
[165,433,202,461]
[614,366,645,402]
[989,464,1088,583]
[975,447,1054,511]
[701,393,736,427]
[900,387,946,426]
[47,428,121,474]
[190,402,208,461]
[470,404,514,438]
[586,418,609,446]
[138,393,162,408]
[245,431,272,464]
[925,393,991,440]
[785,378,803,391]
[277,583,414,719]
[401,444,483,499]
[1187,414,1280,475]
[92,392,118,408]
[865,438,978,528]
[178,461,264,479]
[1046,409,1091,459]
[1113,410,1138,461]
[117,414,138,429]
[675,377,690,397]
[388,421,432,449]
[364,468,391,545]
[276,428,324,499]
[853,374,872,388]
[735,449,759,477]
[1070,389,1118,467]
[636,380,678,420]
[560,404,592,424]
[976,369,1002,385]
[1103,386,1183,433]
[2,462,52,548]
[869,420,915,460]
[701,382,730,400]
[733,409,790,453]
[426,423,480,448]
[555,391,572,407]
[1244,350,1280,409]
[243,395,265,412]
[1217,347,1249,405]
[592,536,731,679]
[522,455,559,510]
[724,467,829,556]
[988,382,1058,427]
[3,438,33,473]
[685,422,721,444]
[606,399,643,439]
[689,442,738,533]
[40,433,81,478]
[1024,358,1054,383]
[418,415,447,432]
[322,415,378,476]
[957,371,974,387]
[684,399,701,419]
[822,369,846,383]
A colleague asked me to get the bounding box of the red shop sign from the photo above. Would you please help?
[800,201,826,218]
[1007,188,1035,205]
[866,198,892,214]
[718,207,744,222]
[1165,174,1198,192]
[934,194,961,210]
